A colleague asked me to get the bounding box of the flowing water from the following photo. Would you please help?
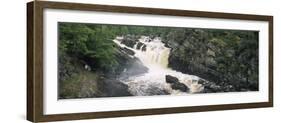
[113,36,204,96]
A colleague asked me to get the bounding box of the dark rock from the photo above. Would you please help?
[166,75,179,84]
[146,86,170,95]
[202,81,222,93]
[197,79,223,93]
[248,82,258,91]
[223,85,235,92]
[125,59,149,76]
[97,78,132,97]
[136,42,144,50]
[141,45,147,51]
[205,57,217,68]
[198,79,207,84]
[122,47,135,56]
[120,36,138,48]
[113,46,148,78]
[171,82,189,92]
[166,75,189,92]
[161,29,258,93]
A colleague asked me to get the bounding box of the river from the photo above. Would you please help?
[113,36,204,96]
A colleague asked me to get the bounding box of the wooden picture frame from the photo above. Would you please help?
[27,1,273,122]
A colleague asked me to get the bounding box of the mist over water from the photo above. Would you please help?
[113,36,204,96]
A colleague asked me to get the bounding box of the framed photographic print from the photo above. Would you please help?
[27,0,273,122]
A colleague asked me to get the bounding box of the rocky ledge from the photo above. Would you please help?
[97,77,133,97]
[165,75,189,92]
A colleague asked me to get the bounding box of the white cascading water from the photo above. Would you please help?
[113,36,204,96]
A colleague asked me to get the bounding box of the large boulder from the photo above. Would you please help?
[114,46,148,78]
[171,82,189,92]
[166,75,189,92]
[125,58,149,76]
[97,78,132,97]
[165,75,179,84]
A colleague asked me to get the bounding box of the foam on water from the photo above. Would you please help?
[113,36,204,96]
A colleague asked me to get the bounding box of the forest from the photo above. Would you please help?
[58,22,258,99]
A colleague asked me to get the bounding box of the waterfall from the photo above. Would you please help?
[113,36,204,96]
[134,36,170,69]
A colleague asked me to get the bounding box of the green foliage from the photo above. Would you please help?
[59,23,119,73]
[59,23,91,55]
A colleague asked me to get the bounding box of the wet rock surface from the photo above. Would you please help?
[97,78,132,97]
[163,29,259,92]
[171,82,189,92]
[122,47,135,56]
[165,75,179,84]
[166,75,189,92]
[114,46,149,78]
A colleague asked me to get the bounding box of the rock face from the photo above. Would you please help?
[163,29,259,92]
[197,79,237,93]
[197,79,220,93]
[121,39,136,48]
[168,54,223,86]
[97,78,132,97]
[165,75,189,92]
[171,83,188,92]
[146,86,169,95]
[125,58,149,77]
[120,35,139,48]
[122,47,135,56]
[136,42,144,49]
[165,75,179,84]
[114,35,152,78]
[114,47,148,78]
